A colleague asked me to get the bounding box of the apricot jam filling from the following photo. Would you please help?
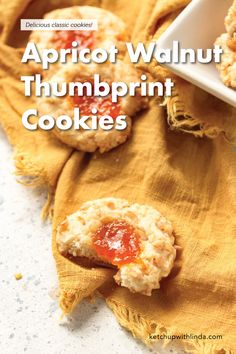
[52,30,95,50]
[72,82,121,119]
[92,219,141,266]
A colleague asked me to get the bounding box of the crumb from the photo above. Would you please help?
[15,273,23,280]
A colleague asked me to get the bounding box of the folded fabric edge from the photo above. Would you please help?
[162,92,222,139]
[162,91,236,145]
[13,148,54,220]
[105,297,233,354]
[138,62,228,142]
[59,289,93,315]
[58,275,114,315]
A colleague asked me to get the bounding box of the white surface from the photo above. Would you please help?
[0,128,187,354]
[156,0,236,107]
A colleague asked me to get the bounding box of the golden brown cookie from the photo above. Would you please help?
[29,6,129,75]
[37,61,148,153]
[56,198,176,296]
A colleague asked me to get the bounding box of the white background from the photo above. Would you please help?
[0,127,185,354]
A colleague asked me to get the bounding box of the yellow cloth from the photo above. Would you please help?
[0,0,236,353]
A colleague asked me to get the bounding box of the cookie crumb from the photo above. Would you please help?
[15,273,23,280]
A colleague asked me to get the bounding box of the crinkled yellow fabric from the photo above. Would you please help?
[0,0,236,353]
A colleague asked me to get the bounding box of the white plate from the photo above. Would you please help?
[156,0,236,108]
